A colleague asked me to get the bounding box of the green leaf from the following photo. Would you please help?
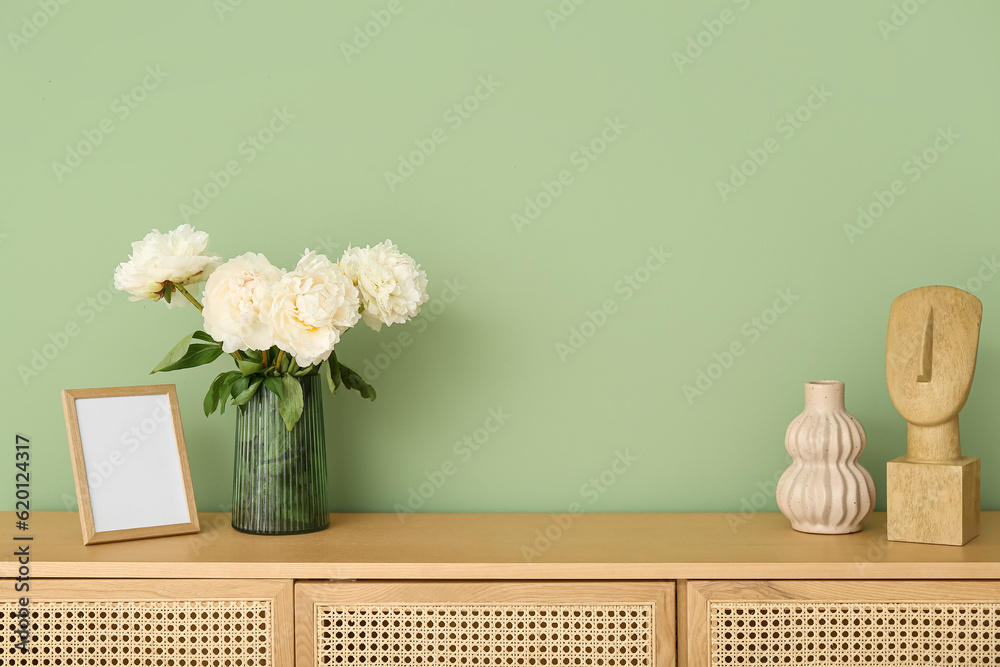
[293,364,314,377]
[324,358,338,396]
[278,374,304,431]
[339,362,377,401]
[238,360,266,377]
[241,348,263,364]
[332,353,343,388]
[218,372,243,415]
[230,375,250,399]
[151,332,224,373]
[192,330,217,343]
[263,375,283,399]
[278,352,291,374]
[153,332,197,372]
[203,372,230,416]
[232,378,263,406]
[178,344,225,369]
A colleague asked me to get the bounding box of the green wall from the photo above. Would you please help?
[3,1,999,518]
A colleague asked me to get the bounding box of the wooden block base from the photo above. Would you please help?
[886,456,980,546]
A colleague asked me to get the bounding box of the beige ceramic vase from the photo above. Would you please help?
[777,380,876,534]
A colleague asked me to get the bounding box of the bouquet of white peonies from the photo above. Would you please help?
[114,224,428,430]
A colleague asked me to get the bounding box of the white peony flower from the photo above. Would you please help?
[260,249,361,367]
[113,224,222,304]
[339,240,429,332]
[201,252,283,353]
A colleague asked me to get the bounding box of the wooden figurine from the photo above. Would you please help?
[885,285,982,545]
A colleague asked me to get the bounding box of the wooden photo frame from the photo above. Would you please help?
[62,384,199,545]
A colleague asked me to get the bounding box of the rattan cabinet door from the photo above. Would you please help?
[295,581,674,667]
[1,578,293,666]
[682,580,1000,666]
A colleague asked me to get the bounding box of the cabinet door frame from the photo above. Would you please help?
[297,580,675,667]
[681,579,1000,667]
[1,578,294,666]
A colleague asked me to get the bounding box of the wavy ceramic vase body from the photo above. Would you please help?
[777,380,876,534]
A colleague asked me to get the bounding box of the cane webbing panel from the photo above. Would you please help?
[315,604,655,666]
[1,598,273,665]
[710,601,1000,664]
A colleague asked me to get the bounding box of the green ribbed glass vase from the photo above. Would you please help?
[231,374,329,535]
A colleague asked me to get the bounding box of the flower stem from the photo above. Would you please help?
[174,284,204,312]
[274,350,285,372]
[175,283,240,360]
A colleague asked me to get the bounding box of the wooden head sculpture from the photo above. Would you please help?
[886,286,982,462]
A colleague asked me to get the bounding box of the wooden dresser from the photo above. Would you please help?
[4,511,1000,665]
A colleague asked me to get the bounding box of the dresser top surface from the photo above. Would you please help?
[4,511,1000,579]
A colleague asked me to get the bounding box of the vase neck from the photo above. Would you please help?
[804,381,845,411]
